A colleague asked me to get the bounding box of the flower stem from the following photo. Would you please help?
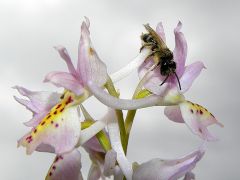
[124,89,151,153]
[105,77,128,154]
[81,120,111,152]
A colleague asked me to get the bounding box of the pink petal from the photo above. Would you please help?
[173,21,188,77]
[183,172,195,180]
[138,60,169,95]
[83,136,105,153]
[44,71,84,95]
[14,96,39,113]
[24,112,48,127]
[18,105,81,155]
[156,22,166,42]
[54,46,78,76]
[179,101,223,141]
[77,19,108,87]
[164,106,184,123]
[87,163,101,180]
[14,86,60,113]
[179,61,206,93]
[14,86,61,127]
[46,149,83,180]
[132,145,205,180]
[103,149,118,177]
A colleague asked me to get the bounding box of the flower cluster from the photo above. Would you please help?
[14,17,223,180]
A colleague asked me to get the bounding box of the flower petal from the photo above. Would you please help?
[103,149,117,176]
[173,21,188,77]
[44,71,84,95]
[164,106,184,123]
[183,172,195,180]
[18,103,81,155]
[24,112,48,127]
[54,46,78,76]
[77,19,108,87]
[179,101,223,141]
[107,109,133,180]
[83,136,105,153]
[179,61,206,93]
[87,163,102,180]
[88,81,184,110]
[138,59,169,95]
[156,22,166,43]
[46,149,83,180]
[14,86,60,113]
[14,86,61,126]
[132,145,205,180]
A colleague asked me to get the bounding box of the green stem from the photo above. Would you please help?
[124,89,151,153]
[81,120,111,152]
[105,77,128,154]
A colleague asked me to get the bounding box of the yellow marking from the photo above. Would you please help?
[28,91,77,139]
[89,47,94,56]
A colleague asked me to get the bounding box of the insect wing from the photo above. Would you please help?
[144,24,167,49]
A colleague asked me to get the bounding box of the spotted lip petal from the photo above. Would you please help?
[132,145,205,180]
[14,86,61,126]
[18,98,81,155]
[165,101,223,141]
[46,149,83,180]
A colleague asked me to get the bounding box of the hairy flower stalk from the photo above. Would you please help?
[15,18,223,180]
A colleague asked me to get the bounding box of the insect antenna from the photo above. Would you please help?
[160,75,169,86]
[174,72,181,90]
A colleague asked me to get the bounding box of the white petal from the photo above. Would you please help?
[46,149,83,180]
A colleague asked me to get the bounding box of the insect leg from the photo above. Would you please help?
[174,72,182,90]
[140,43,155,52]
[160,75,169,86]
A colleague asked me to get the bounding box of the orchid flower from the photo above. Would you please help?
[137,22,224,141]
[132,144,205,180]
[138,21,204,96]
[14,17,223,180]
[15,87,112,179]
[44,17,107,97]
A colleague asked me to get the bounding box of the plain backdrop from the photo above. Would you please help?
[0,0,239,179]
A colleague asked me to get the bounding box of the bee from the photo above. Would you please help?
[140,24,181,90]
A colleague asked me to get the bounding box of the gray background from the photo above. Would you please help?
[0,0,239,179]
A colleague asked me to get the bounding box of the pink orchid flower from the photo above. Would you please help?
[44,17,107,95]
[138,21,205,96]
[15,87,111,179]
[15,18,112,180]
[132,145,205,180]
[138,22,223,141]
